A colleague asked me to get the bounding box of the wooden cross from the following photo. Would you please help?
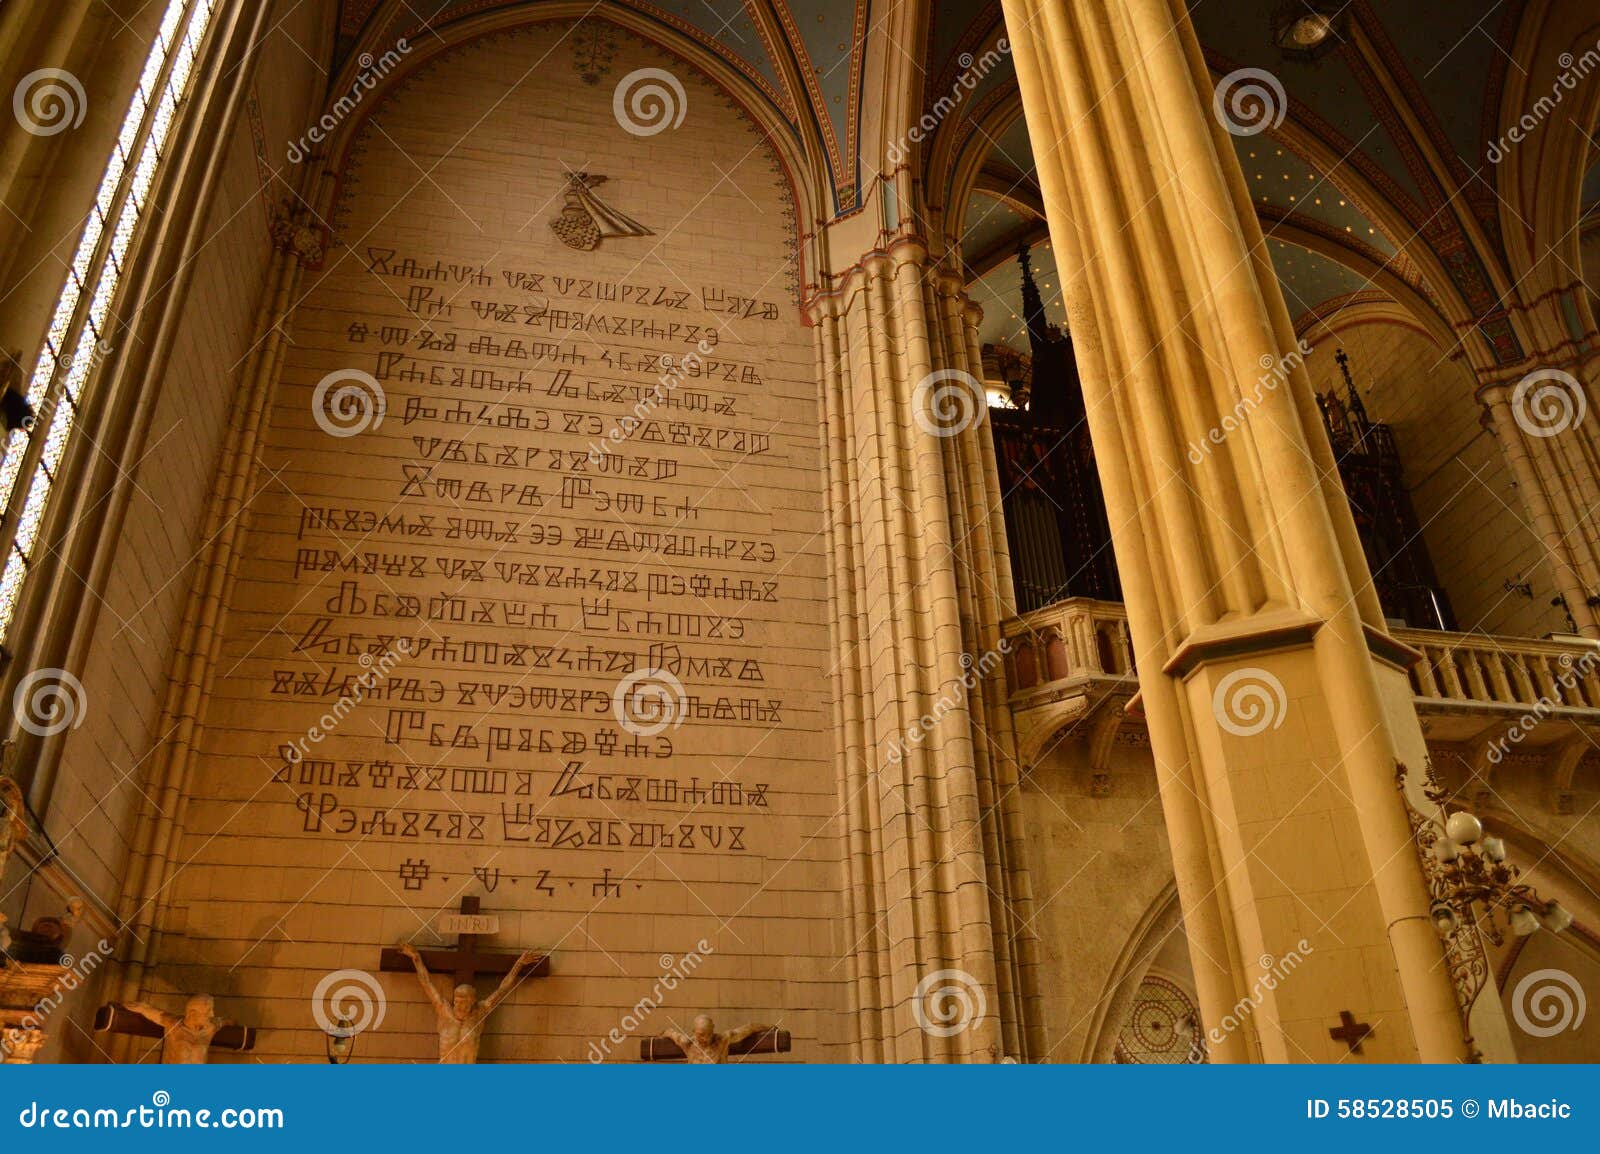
[379,896,550,987]
[1328,1010,1374,1054]
[640,1028,791,1061]
[93,1004,255,1053]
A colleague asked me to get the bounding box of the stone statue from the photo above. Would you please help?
[124,994,232,1064]
[1,772,29,875]
[398,941,542,1063]
[660,1014,776,1064]
[1,1026,46,1064]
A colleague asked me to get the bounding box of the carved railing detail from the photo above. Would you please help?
[1002,605,1600,788]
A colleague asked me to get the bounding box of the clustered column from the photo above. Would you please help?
[811,237,1039,1061]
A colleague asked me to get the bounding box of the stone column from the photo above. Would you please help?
[1478,346,1600,638]
[1479,375,1600,636]
[1001,0,1484,1061]
[809,234,1038,1061]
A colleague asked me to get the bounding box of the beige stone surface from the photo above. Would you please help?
[156,23,847,1063]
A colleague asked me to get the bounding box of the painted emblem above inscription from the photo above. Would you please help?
[550,171,652,251]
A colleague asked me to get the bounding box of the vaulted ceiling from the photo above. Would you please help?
[944,0,1570,362]
[332,1,1596,359]
[335,0,871,210]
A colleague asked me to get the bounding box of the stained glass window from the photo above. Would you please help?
[0,0,219,640]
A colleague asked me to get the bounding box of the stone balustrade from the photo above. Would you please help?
[1003,600,1600,721]
[1001,597,1137,692]
[1396,628,1600,713]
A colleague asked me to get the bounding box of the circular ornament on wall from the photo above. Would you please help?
[1114,974,1208,1064]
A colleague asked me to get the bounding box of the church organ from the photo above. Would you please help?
[1316,350,1455,631]
[988,246,1121,612]
[989,254,1451,631]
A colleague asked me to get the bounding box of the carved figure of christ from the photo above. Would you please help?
[398,942,543,1063]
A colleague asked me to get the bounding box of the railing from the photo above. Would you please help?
[1396,628,1600,712]
[1001,598,1136,693]
[1001,601,1600,717]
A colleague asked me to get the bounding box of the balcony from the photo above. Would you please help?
[1002,599,1600,804]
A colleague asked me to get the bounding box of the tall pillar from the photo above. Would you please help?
[809,234,1039,1061]
[1001,0,1489,1061]
[1479,370,1600,636]
[1477,343,1600,638]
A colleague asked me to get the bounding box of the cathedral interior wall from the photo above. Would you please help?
[1018,732,1174,1061]
[132,20,850,1064]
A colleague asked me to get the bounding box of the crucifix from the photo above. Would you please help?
[379,896,549,1063]
[95,997,255,1063]
[1328,1010,1374,1055]
[640,1015,790,1063]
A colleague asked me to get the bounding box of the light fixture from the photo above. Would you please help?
[325,1016,356,1065]
[1427,806,1566,946]
[1544,902,1574,934]
[1510,906,1540,937]
[1271,5,1348,61]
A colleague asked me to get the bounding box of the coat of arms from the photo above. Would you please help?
[549,171,652,251]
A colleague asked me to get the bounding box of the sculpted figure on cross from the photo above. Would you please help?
[123,995,232,1064]
[399,941,542,1063]
[660,1014,777,1064]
